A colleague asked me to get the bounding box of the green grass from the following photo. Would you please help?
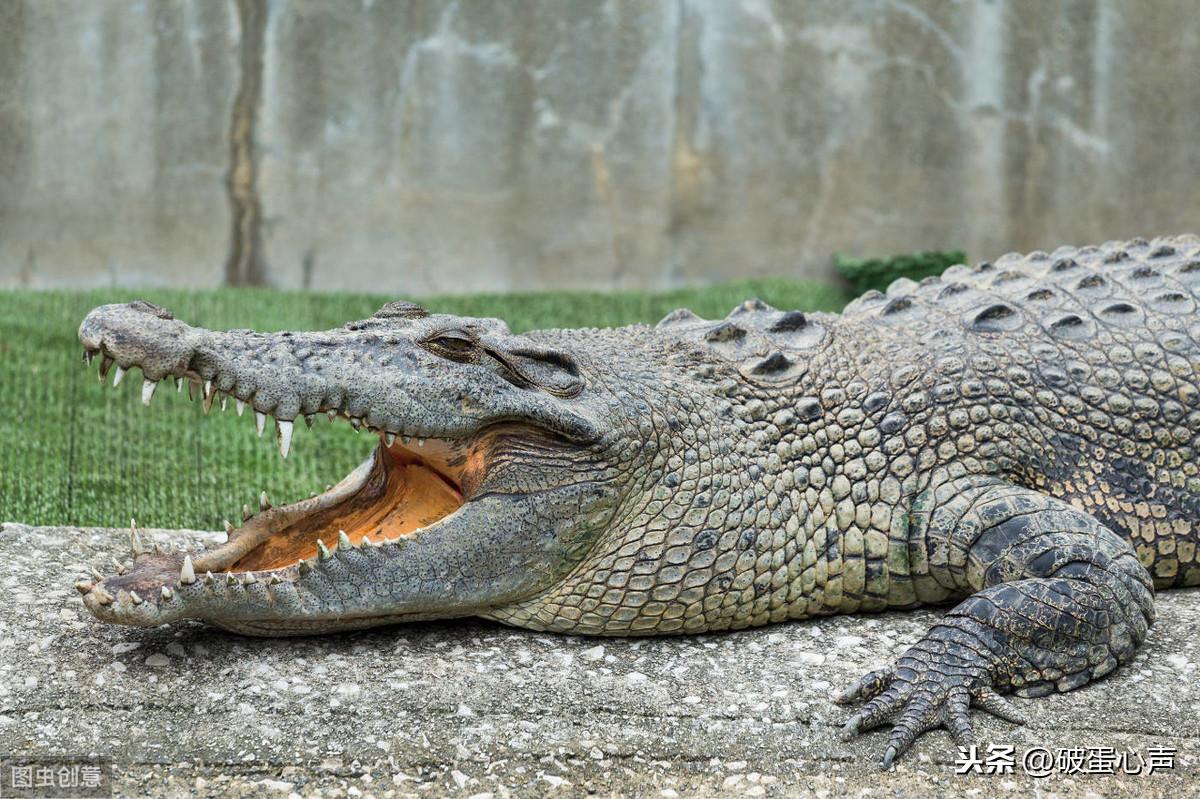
[0,280,849,529]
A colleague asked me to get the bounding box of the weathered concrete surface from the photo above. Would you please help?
[3,1,1200,294]
[2,523,1198,797]
[0,1,239,288]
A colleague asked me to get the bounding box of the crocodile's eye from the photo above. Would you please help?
[422,329,479,362]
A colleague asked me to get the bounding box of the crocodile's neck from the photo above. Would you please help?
[486,315,939,633]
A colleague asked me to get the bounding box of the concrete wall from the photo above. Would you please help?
[2,0,1198,295]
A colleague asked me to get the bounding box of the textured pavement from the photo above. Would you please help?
[2,523,1198,797]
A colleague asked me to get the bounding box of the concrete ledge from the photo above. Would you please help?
[2,523,1198,797]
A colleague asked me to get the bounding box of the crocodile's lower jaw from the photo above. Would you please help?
[75,354,472,625]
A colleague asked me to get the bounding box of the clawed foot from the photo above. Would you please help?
[834,650,1027,768]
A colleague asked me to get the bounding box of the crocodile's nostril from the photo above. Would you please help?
[373,300,429,320]
[128,300,174,320]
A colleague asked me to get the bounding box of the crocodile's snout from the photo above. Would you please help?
[79,301,198,383]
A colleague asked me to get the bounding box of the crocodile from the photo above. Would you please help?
[75,235,1200,768]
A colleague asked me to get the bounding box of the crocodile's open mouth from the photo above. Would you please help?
[230,440,464,572]
[75,346,483,622]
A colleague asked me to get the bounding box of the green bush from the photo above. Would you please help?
[834,249,967,295]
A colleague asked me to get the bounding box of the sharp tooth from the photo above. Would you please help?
[402,435,411,445]
[129,519,149,556]
[112,366,126,386]
[220,395,228,412]
[204,380,213,397]
[83,349,95,365]
[277,419,293,459]
[98,355,113,381]
[385,432,396,447]
[350,417,362,431]
[316,539,332,559]
[141,379,157,406]
[188,380,198,401]
[205,571,216,584]
[304,414,315,428]
[226,573,238,586]
[94,587,114,605]
[179,555,196,585]
[326,410,337,423]
[255,412,266,437]
[243,573,258,585]
[259,491,271,511]
[242,504,253,521]
[268,574,282,585]
[160,586,173,600]
[223,519,235,535]
[337,530,352,551]
[203,386,216,415]
[298,559,313,575]
[236,399,246,416]
[361,534,373,547]
[309,491,318,498]
[175,377,183,392]
[417,437,425,447]
[75,581,94,595]
[129,590,143,605]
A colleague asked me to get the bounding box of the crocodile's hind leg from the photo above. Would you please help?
[836,473,1156,768]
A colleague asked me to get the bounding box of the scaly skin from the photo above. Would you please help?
[75,235,1200,767]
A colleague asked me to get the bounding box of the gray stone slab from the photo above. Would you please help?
[1,523,1197,797]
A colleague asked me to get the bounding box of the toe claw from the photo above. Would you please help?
[883,699,939,766]
[880,745,898,770]
[841,686,907,742]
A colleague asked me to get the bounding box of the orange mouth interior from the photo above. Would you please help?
[231,444,464,572]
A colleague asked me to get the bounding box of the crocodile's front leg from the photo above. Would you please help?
[837,473,1156,768]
